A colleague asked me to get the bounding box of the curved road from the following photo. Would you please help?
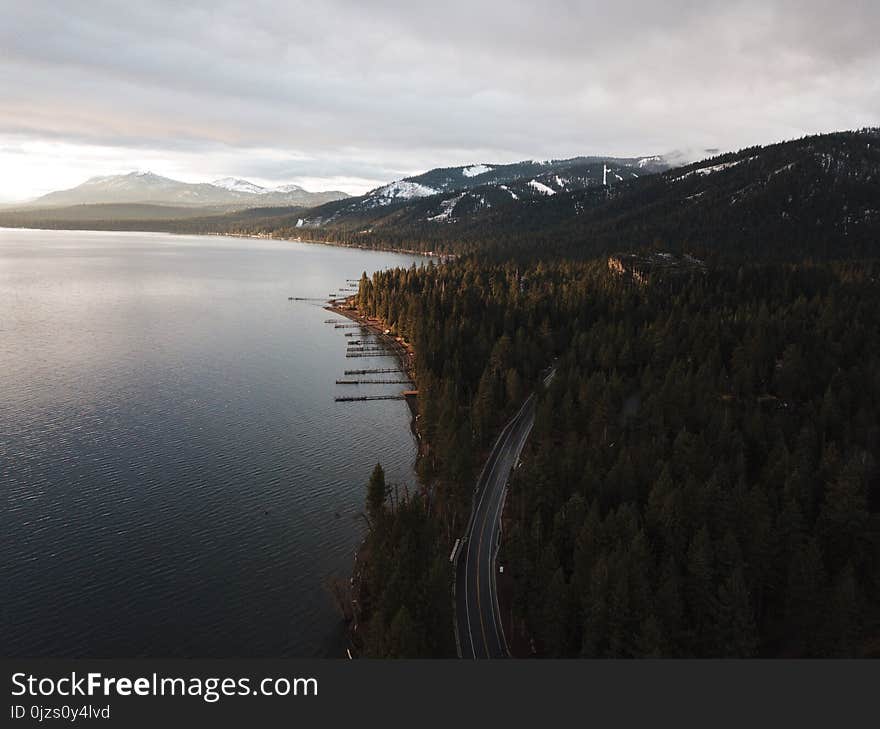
[455,369,554,659]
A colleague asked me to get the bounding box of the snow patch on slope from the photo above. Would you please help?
[372,180,439,204]
[212,178,306,195]
[674,156,758,181]
[428,194,465,222]
[528,179,556,196]
[462,164,493,178]
[212,177,268,194]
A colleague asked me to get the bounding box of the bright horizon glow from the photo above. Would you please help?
[0,137,393,202]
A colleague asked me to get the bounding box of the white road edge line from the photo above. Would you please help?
[463,416,515,658]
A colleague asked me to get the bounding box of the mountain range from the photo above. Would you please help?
[3,130,878,263]
[21,171,348,208]
[312,154,671,220]
[275,129,880,261]
[0,154,671,226]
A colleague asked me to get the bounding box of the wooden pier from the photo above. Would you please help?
[335,394,405,402]
[346,352,396,358]
[336,379,412,385]
[344,368,405,375]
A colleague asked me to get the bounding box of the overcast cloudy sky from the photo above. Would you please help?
[1,0,877,201]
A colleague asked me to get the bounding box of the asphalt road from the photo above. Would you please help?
[455,370,554,659]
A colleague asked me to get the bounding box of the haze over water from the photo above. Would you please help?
[0,228,422,657]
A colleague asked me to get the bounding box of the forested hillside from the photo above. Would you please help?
[349,132,880,658]
[505,263,880,656]
[338,127,880,261]
[351,261,582,654]
[351,257,880,657]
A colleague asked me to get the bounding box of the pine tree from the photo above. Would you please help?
[785,538,826,655]
[823,564,861,657]
[388,606,424,658]
[685,526,715,653]
[715,565,759,657]
[817,455,868,572]
[367,463,388,526]
[542,567,570,657]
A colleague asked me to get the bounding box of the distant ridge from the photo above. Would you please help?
[24,171,348,208]
[292,154,672,226]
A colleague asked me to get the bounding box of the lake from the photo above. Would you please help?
[0,228,422,657]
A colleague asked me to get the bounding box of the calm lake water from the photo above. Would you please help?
[0,228,422,657]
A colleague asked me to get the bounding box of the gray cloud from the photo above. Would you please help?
[0,0,878,199]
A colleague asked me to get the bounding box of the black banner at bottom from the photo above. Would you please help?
[2,659,876,727]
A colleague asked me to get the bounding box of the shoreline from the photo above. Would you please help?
[207,230,443,259]
[326,296,422,444]
[326,298,416,380]
[326,294,426,658]
[0,224,449,260]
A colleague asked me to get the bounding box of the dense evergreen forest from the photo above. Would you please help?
[505,263,880,656]
[344,132,880,659]
[353,257,880,657]
[351,463,454,657]
[350,262,560,656]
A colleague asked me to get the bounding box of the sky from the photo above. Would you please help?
[0,0,878,202]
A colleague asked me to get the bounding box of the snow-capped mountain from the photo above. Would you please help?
[365,180,442,207]
[211,178,308,196]
[348,155,670,209]
[298,154,672,225]
[211,177,270,195]
[272,183,305,193]
[28,171,348,208]
[392,155,668,196]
